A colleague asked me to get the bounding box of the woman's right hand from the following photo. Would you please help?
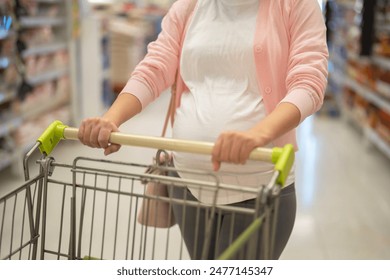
[78,117,121,155]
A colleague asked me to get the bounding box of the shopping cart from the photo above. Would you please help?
[0,121,294,260]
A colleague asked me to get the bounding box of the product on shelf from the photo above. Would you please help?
[13,105,70,147]
[109,18,152,89]
[354,94,370,124]
[376,67,390,99]
[1,0,73,173]
[13,76,70,116]
[0,36,15,57]
[376,33,390,57]
[34,54,50,74]
[343,87,356,109]
[52,50,68,67]
[55,76,69,96]
[376,109,390,143]
[28,27,55,46]
[2,63,19,86]
[346,58,377,88]
[25,55,37,74]
[0,135,15,171]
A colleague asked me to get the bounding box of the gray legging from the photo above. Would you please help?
[168,171,296,260]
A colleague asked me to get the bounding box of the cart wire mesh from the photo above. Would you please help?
[1,121,293,260]
[1,152,280,260]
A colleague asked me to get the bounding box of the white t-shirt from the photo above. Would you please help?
[172,0,294,204]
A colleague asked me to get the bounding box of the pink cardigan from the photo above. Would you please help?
[121,0,329,149]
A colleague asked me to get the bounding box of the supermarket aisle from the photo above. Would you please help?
[1,92,390,259]
[281,115,390,259]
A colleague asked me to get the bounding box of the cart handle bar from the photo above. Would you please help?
[37,120,294,186]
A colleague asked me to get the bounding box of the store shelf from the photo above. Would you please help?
[345,77,390,114]
[27,68,69,86]
[365,127,390,159]
[0,2,17,164]
[0,117,22,138]
[0,153,13,172]
[36,0,63,3]
[338,1,357,11]
[0,30,14,40]
[21,93,70,121]
[342,106,390,160]
[341,105,363,129]
[0,30,8,40]
[376,24,390,33]
[372,55,390,71]
[19,17,66,27]
[329,0,390,162]
[0,0,73,176]
[347,51,371,64]
[22,42,68,58]
[0,56,12,69]
[329,69,346,89]
[17,105,71,154]
[376,80,390,99]
[0,90,16,105]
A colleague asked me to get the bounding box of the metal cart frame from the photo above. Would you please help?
[0,121,294,260]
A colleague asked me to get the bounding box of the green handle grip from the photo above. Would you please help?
[37,120,67,155]
[271,144,295,186]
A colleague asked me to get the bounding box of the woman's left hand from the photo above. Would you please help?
[211,103,301,171]
[211,130,268,171]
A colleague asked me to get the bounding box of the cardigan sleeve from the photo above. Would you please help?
[120,0,190,109]
[281,0,329,122]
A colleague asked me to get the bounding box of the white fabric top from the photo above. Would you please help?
[172,0,294,204]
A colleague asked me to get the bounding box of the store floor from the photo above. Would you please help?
[1,93,390,259]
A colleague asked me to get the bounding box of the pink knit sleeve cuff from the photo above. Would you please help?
[280,88,320,123]
[119,78,154,110]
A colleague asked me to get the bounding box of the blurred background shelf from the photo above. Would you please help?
[327,0,390,160]
[26,67,69,86]
[22,42,68,58]
[0,0,74,174]
[19,17,66,27]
